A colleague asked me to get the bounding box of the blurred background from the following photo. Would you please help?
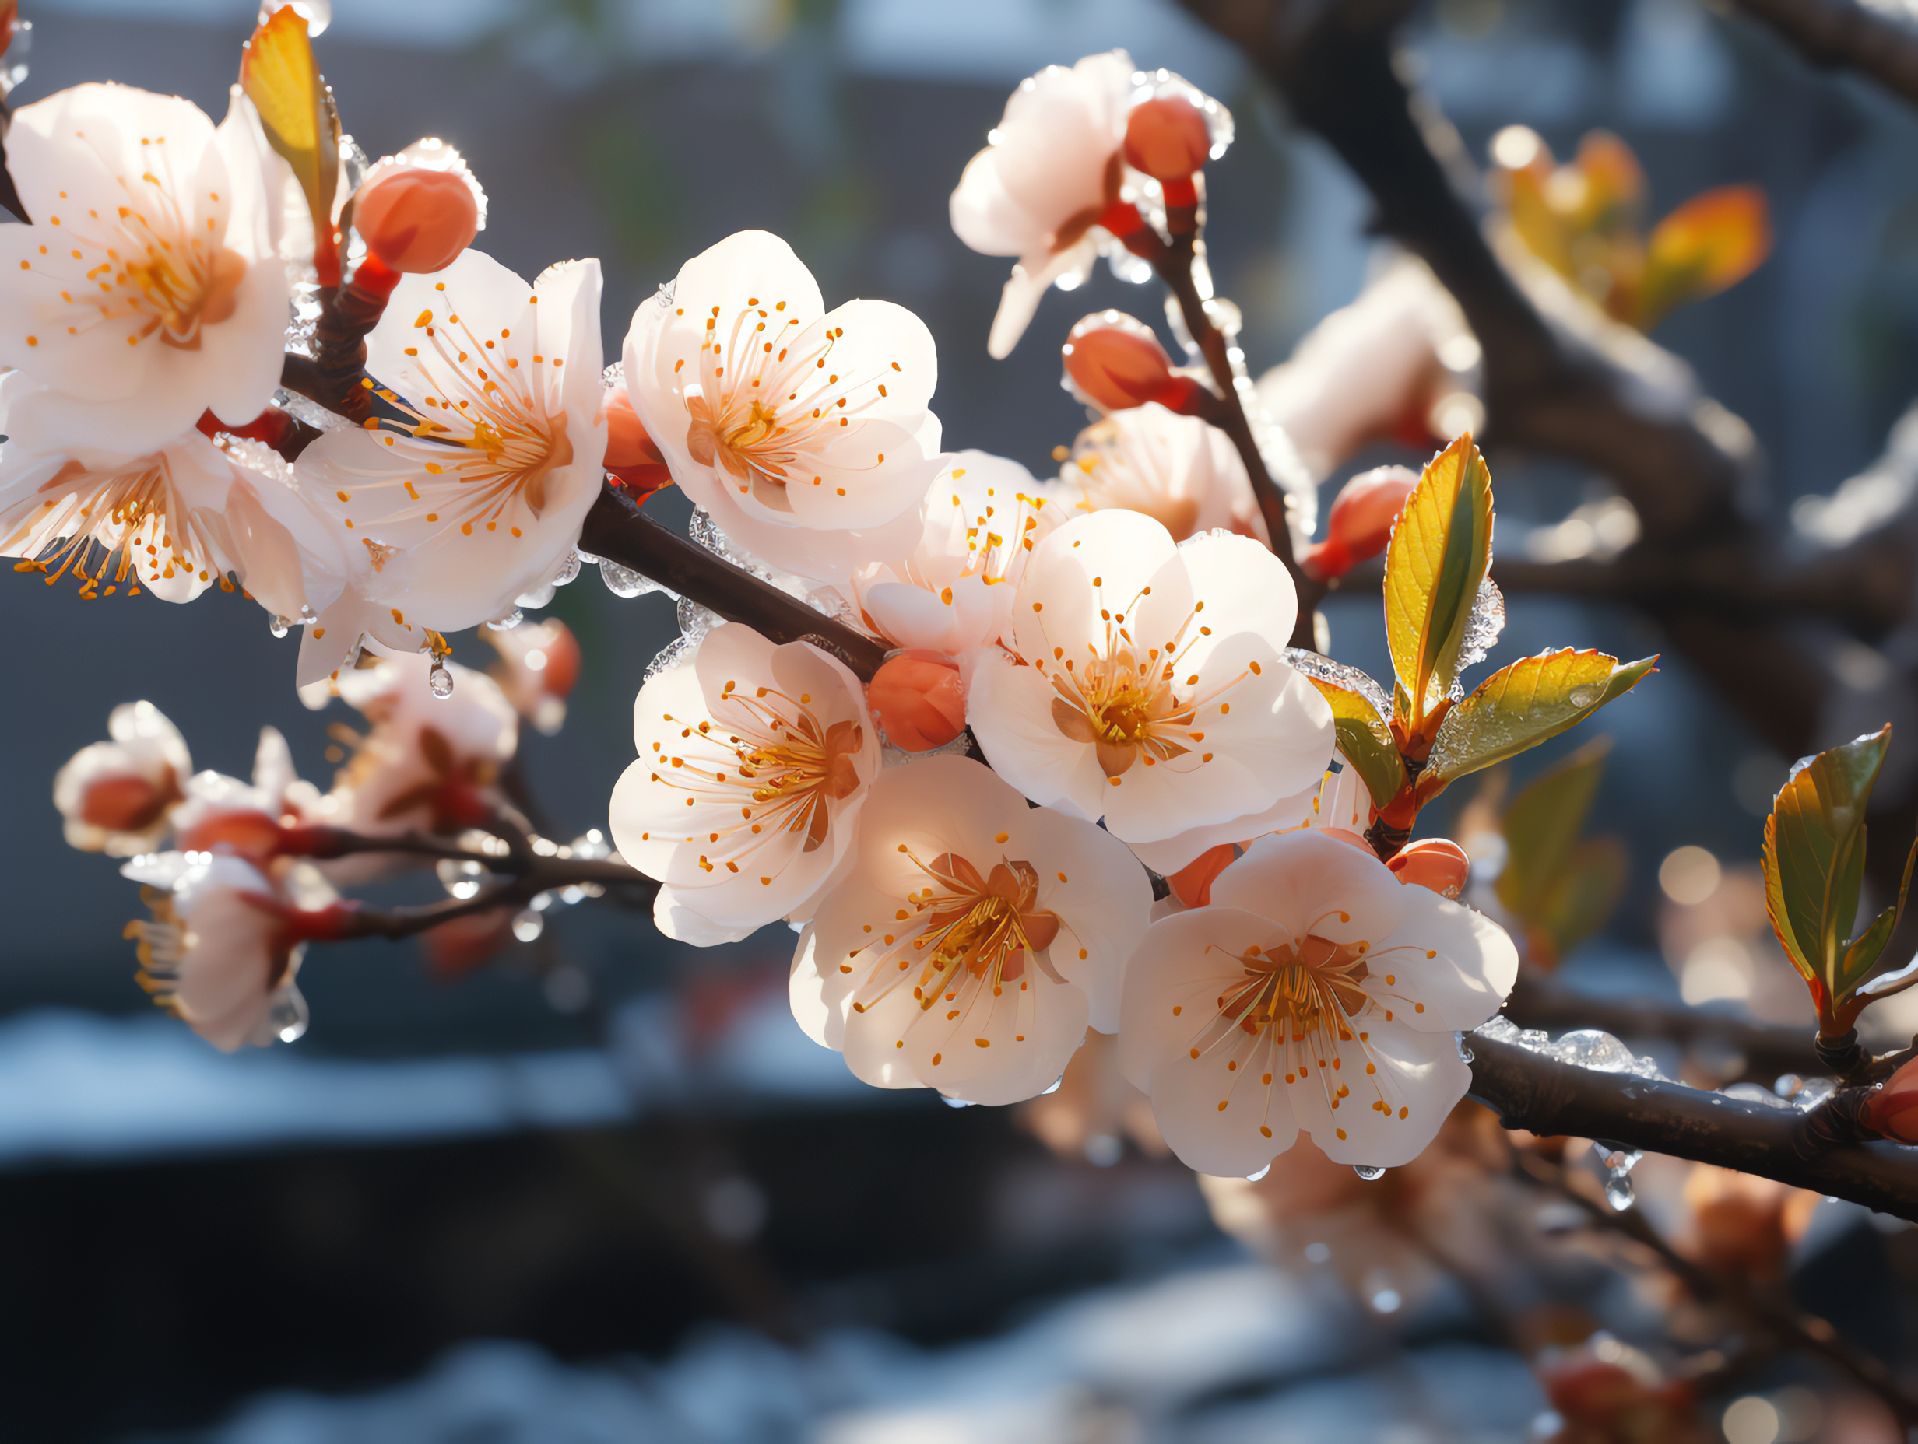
[5,0,1918,1439]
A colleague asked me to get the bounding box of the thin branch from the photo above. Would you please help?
[1720,0,1918,110]
[578,485,891,680]
[0,92,25,223]
[1174,0,1753,542]
[1515,1150,1918,1424]
[1142,233,1318,629]
[1469,1032,1918,1221]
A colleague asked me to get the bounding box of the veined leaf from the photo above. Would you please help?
[1306,676,1406,811]
[1383,435,1494,733]
[1423,649,1656,788]
[241,7,339,279]
[1761,727,1893,1009]
[1495,738,1610,932]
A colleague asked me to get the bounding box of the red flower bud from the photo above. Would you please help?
[1388,837,1470,899]
[602,390,674,499]
[354,166,480,274]
[1124,95,1212,182]
[0,3,19,64]
[1299,465,1419,581]
[1062,312,1204,415]
[78,771,180,835]
[1865,1055,1918,1144]
[867,651,967,752]
[1168,843,1237,909]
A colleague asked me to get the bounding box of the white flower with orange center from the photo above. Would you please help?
[1118,829,1518,1176]
[841,450,1058,656]
[0,83,290,456]
[951,51,1136,360]
[52,700,190,855]
[0,422,339,610]
[791,754,1150,1105]
[298,248,607,633]
[608,623,883,945]
[622,229,942,583]
[965,509,1332,849]
[122,852,316,1052]
[1057,402,1263,544]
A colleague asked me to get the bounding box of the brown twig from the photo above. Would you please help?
[1719,0,1918,109]
[1504,974,1820,1080]
[1469,1032,1918,1221]
[578,485,891,680]
[1515,1150,1918,1424]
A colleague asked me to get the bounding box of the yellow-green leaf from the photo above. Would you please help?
[1383,434,1494,731]
[1305,676,1406,810]
[1495,738,1609,931]
[241,7,339,277]
[1424,649,1656,787]
[1761,726,1891,1008]
[1637,185,1769,327]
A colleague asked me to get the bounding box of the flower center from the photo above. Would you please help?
[3,458,225,598]
[126,243,247,350]
[1222,935,1373,1038]
[1050,652,1193,777]
[913,853,1061,986]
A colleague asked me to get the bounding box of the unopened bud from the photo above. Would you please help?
[174,810,286,866]
[867,650,967,752]
[1865,1055,1918,1144]
[1125,95,1211,183]
[1388,837,1469,899]
[1168,843,1236,909]
[1299,465,1419,581]
[1062,312,1204,415]
[354,166,480,274]
[602,390,674,499]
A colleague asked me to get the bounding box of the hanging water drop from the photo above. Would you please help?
[1604,1173,1636,1211]
[599,558,659,599]
[428,662,455,698]
[268,615,292,639]
[1353,1164,1387,1181]
[486,609,524,632]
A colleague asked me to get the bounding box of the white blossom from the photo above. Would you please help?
[965,509,1333,848]
[608,622,882,944]
[1118,829,1518,1176]
[0,83,290,456]
[792,754,1150,1104]
[1056,402,1263,543]
[622,229,942,583]
[52,700,189,855]
[297,248,607,633]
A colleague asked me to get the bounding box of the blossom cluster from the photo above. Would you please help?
[16,24,1520,1181]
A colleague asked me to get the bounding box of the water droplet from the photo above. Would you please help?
[1243,1163,1272,1184]
[1604,1173,1636,1211]
[511,908,544,943]
[550,550,583,588]
[1566,687,1599,708]
[486,609,524,632]
[266,988,309,1045]
[1553,1029,1638,1073]
[1,17,33,97]
[1455,577,1507,673]
[1353,1164,1387,1181]
[427,662,455,698]
[268,615,291,639]
[599,558,659,599]
[940,1094,975,1110]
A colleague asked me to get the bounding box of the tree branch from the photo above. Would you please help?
[578,485,891,680]
[1515,1150,1918,1424]
[1720,0,1918,110]
[1504,974,1820,1080]
[1469,1032,1918,1221]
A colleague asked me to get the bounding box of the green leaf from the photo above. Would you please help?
[1533,836,1629,966]
[1383,435,1495,731]
[1761,726,1895,1009]
[1425,649,1656,787]
[241,7,340,278]
[1495,739,1609,929]
[1305,676,1406,810]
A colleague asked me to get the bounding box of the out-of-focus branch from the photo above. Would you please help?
[1504,974,1821,1079]
[1720,0,1918,109]
[1174,0,1754,542]
[0,92,24,222]
[1469,1033,1918,1221]
[578,486,891,680]
[1515,1150,1918,1423]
